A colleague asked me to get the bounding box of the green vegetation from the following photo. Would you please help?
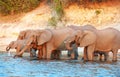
[95,10,101,15]
[0,0,41,15]
[47,0,107,27]
[48,0,64,28]
[0,0,108,15]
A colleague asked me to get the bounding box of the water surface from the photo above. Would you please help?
[0,52,120,77]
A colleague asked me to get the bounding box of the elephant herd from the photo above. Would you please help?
[6,24,120,62]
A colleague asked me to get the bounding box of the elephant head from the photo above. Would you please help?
[65,30,96,50]
[6,41,17,51]
[17,29,32,40]
[14,29,53,58]
[17,31,26,40]
[26,29,52,46]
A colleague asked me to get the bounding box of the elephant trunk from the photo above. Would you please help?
[6,46,11,52]
[64,41,72,50]
[15,45,29,57]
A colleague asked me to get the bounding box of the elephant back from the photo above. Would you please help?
[53,27,75,50]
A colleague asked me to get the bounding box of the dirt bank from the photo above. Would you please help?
[0,1,120,51]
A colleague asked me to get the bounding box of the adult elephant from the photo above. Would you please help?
[65,27,120,61]
[67,24,96,60]
[17,29,42,57]
[15,27,78,60]
[17,29,34,40]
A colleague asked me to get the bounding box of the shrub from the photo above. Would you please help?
[95,10,101,15]
[0,0,41,15]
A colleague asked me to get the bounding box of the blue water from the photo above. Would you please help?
[0,52,120,77]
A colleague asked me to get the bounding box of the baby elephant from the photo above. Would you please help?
[6,40,34,57]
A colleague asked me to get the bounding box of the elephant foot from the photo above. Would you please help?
[46,58,52,61]
[81,57,88,61]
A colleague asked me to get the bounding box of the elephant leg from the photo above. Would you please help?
[74,49,78,60]
[112,49,118,61]
[71,52,74,59]
[83,46,88,61]
[42,44,47,59]
[104,52,109,61]
[56,50,61,60]
[87,45,95,61]
[52,50,61,60]
[67,50,71,57]
[38,49,43,59]
[31,48,37,57]
[51,51,55,59]
[46,44,53,60]
[99,53,102,61]
[46,50,52,60]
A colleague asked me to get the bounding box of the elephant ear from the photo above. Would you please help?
[79,30,96,47]
[26,34,36,45]
[37,30,52,45]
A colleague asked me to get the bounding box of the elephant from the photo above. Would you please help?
[15,27,79,60]
[17,29,43,58]
[17,29,34,40]
[6,40,33,57]
[66,25,95,60]
[65,26,120,61]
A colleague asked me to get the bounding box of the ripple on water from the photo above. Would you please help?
[0,52,120,77]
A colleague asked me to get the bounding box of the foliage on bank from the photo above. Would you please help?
[0,0,42,15]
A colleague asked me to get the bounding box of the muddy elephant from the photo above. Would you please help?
[15,27,79,60]
[65,27,120,61]
[6,40,33,57]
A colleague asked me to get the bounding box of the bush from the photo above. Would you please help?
[48,0,64,28]
[0,0,41,15]
[48,17,57,27]
[95,10,101,15]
